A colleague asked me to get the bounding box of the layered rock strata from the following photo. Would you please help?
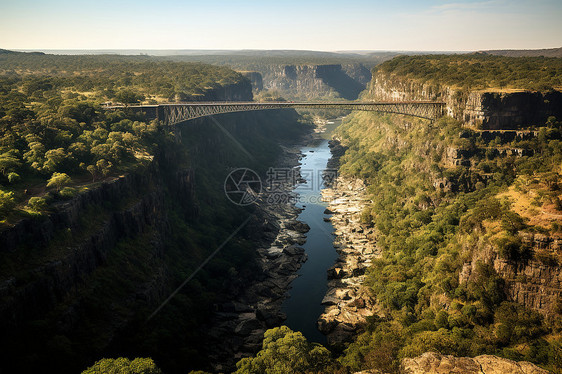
[370,71,562,129]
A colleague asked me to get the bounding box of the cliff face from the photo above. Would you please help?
[0,162,179,373]
[205,80,253,101]
[330,87,561,371]
[0,170,166,253]
[0,170,170,326]
[369,71,562,129]
[239,71,264,91]
[460,233,562,317]
[255,63,371,100]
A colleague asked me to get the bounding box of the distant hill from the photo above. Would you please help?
[481,47,562,58]
[0,48,45,55]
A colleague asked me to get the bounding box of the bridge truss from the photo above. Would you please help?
[105,101,445,125]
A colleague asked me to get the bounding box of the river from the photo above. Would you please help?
[281,119,341,344]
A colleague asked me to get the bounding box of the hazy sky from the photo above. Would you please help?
[1,0,561,51]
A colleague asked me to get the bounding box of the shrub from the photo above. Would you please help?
[7,172,20,183]
[27,196,48,212]
[59,187,77,199]
[494,233,523,260]
[0,190,16,216]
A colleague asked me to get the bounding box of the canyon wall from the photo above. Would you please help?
[0,88,308,373]
[365,70,562,319]
[239,71,264,91]
[369,71,562,129]
[250,63,371,100]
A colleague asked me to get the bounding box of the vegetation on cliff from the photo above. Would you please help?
[4,50,562,373]
[0,52,251,224]
[333,111,562,373]
[376,54,562,91]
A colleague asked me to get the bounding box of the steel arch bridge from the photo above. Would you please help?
[104,101,445,125]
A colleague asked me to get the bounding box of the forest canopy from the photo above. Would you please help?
[375,54,562,91]
[0,52,251,223]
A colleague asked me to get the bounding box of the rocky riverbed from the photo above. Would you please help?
[203,137,320,371]
[317,142,381,346]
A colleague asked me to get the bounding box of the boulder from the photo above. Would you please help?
[321,294,339,305]
[234,314,263,336]
[327,266,346,279]
[283,245,306,256]
[285,220,311,233]
[256,307,284,327]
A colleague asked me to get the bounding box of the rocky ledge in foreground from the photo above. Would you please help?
[400,352,551,374]
[317,176,380,345]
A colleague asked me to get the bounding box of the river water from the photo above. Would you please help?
[281,119,341,344]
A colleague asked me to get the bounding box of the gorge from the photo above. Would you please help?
[1,51,561,374]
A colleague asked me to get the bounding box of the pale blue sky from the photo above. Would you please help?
[1,0,560,51]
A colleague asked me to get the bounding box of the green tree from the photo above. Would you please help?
[7,172,20,183]
[81,357,161,374]
[0,189,16,217]
[43,147,68,172]
[87,164,98,182]
[235,326,337,374]
[115,89,145,104]
[47,172,71,191]
[96,159,112,177]
[0,152,21,176]
[27,196,47,212]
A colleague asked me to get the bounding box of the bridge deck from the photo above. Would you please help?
[104,101,445,125]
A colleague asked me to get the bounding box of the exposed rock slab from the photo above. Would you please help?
[401,352,551,374]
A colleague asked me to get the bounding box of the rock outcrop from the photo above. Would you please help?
[459,233,562,317]
[401,352,551,374]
